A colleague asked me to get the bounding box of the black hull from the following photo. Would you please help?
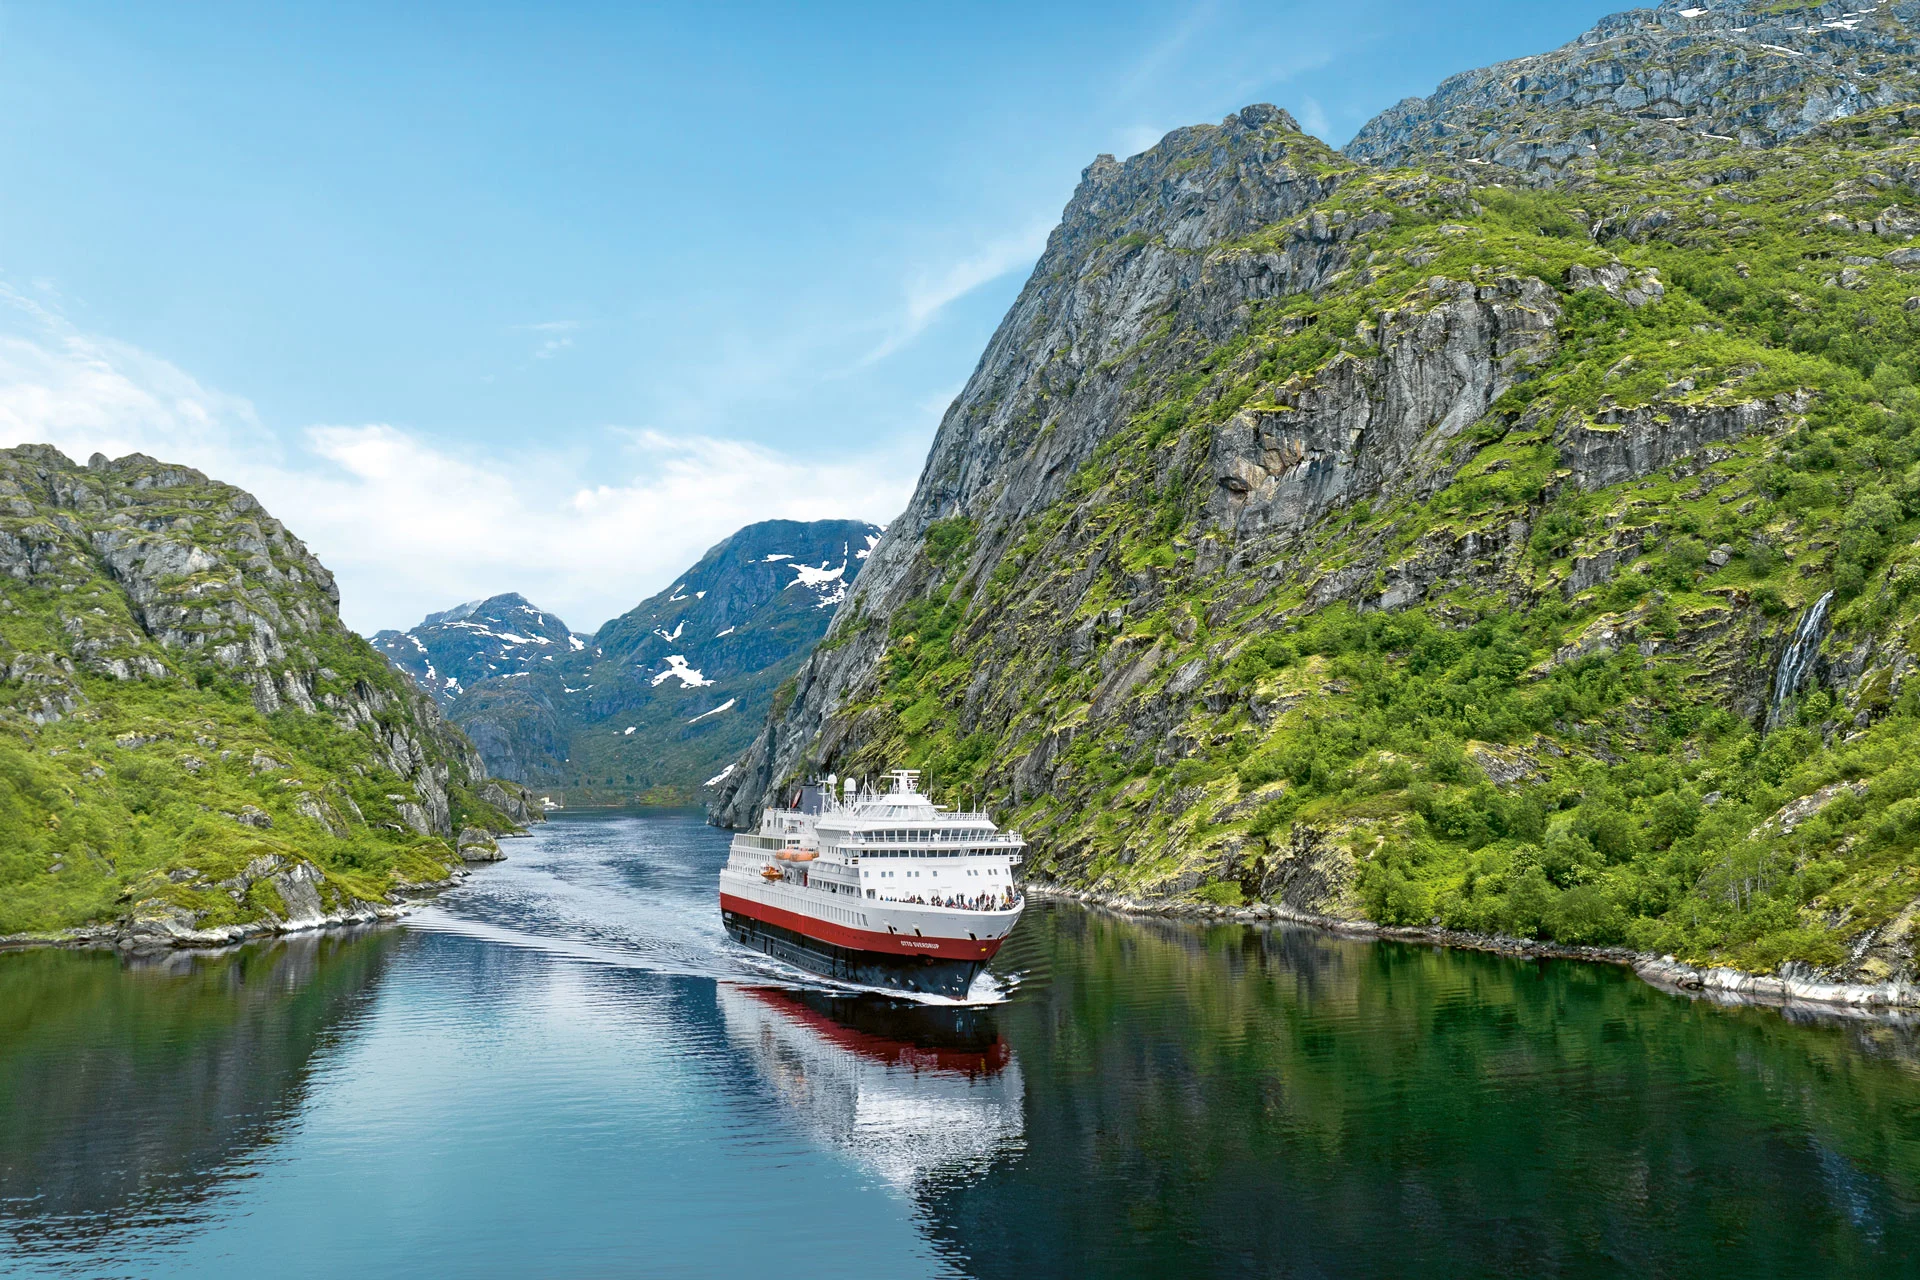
[723,909,987,999]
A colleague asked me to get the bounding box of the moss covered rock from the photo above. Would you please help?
[0,446,529,943]
[716,2,1920,989]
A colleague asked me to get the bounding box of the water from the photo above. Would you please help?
[1767,588,1835,731]
[1,811,1917,1278]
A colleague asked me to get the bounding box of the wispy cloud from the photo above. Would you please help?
[516,318,579,360]
[1115,0,1221,104]
[0,283,269,463]
[1108,1,1340,139]
[1297,96,1331,140]
[858,219,1053,367]
[0,287,924,632]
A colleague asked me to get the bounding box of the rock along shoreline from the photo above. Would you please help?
[0,869,475,956]
[1026,882,1920,1019]
[0,826,538,956]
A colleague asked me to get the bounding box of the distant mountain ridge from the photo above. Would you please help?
[375,518,880,803]
[371,593,584,707]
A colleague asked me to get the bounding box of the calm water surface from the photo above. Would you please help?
[1,810,1917,1277]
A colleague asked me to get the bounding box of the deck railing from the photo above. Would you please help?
[841,831,1024,846]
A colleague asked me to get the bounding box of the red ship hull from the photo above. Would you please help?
[721,893,1005,998]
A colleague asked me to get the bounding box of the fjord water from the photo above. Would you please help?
[1,814,1916,1278]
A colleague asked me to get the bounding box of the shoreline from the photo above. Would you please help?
[0,871,472,956]
[1025,882,1920,1018]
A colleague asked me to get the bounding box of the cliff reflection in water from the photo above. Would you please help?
[0,929,397,1250]
[926,902,1920,1280]
[718,985,1025,1191]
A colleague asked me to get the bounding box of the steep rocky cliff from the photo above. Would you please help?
[377,519,879,805]
[717,0,1920,991]
[0,446,531,944]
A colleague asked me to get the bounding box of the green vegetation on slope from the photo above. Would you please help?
[812,112,1920,980]
[0,447,520,939]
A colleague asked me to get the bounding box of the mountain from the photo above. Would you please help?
[377,519,880,804]
[370,593,583,706]
[714,0,1920,990]
[1348,0,1920,179]
[0,446,533,946]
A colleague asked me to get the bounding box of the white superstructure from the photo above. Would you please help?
[717,770,1026,996]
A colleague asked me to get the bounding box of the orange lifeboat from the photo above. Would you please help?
[761,865,782,881]
[773,849,818,863]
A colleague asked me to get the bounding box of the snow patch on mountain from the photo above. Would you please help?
[650,654,714,688]
[687,698,737,724]
[785,560,849,608]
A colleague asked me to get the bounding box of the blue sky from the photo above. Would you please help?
[0,0,1615,632]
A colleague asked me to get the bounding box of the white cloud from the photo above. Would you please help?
[0,284,269,464]
[516,319,579,360]
[0,288,925,634]
[859,219,1052,366]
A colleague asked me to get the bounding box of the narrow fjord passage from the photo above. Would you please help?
[1,812,1915,1278]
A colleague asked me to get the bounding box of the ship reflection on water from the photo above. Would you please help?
[718,985,1025,1192]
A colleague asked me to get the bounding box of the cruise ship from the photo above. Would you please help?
[718,770,1025,998]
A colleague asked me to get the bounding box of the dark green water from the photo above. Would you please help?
[1,811,1916,1277]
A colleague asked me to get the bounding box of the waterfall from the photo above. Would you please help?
[1765,590,1834,732]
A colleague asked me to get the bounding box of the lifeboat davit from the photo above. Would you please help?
[773,849,818,863]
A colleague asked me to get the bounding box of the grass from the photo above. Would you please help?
[778,112,1920,976]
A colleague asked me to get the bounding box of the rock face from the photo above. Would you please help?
[374,518,880,804]
[0,446,531,943]
[1206,274,1562,545]
[712,0,1920,992]
[715,107,1478,828]
[1347,0,1920,180]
